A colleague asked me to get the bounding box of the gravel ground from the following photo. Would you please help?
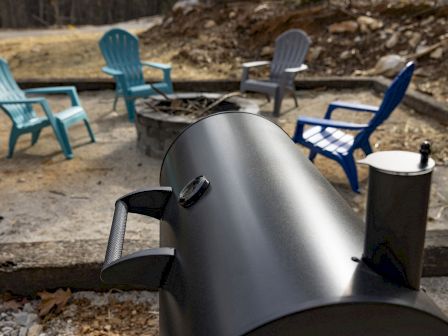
[0,89,447,244]
[0,277,447,336]
[0,291,159,336]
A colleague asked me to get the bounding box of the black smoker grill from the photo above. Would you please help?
[101,112,448,335]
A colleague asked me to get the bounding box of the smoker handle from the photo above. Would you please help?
[101,187,175,288]
[104,200,129,266]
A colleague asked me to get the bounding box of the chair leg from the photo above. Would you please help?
[291,90,299,108]
[31,129,42,146]
[112,95,119,111]
[83,118,96,143]
[273,89,284,117]
[124,98,136,123]
[265,94,271,103]
[7,128,20,159]
[341,155,359,193]
[56,121,73,159]
[309,149,318,162]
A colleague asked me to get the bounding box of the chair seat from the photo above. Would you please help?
[128,82,171,97]
[302,126,354,156]
[55,106,86,123]
[21,116,49,129]
[241,79,279,95]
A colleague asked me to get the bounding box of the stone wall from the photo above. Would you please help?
[136,111,191,159]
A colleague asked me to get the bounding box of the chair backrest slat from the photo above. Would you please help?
[0,59,36,125]
[354,62,415,147]
[99,28,144,90]
[270,29,311,85]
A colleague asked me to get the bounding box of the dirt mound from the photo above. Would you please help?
[139,1,448,103]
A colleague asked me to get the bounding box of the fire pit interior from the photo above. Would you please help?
[135,93,259,158]
[143,93,241,119]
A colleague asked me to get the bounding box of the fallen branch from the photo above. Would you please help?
[147,81,171,101]
[197,91,242,117]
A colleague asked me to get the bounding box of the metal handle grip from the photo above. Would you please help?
[101,187,174,287]
[104,200,129,266]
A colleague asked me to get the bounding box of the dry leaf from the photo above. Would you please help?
[37,288,71,317]
[3,300,22,310]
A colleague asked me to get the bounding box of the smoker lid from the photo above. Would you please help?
[358,150,435,176]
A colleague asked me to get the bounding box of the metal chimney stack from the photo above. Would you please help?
[360,141,435,289]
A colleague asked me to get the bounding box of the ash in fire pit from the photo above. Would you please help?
[135,93,259,158]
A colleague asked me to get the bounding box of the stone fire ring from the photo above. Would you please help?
[135,93,259,158]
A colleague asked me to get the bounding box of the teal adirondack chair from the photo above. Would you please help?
[0,59,95,159]
[99,28,173,122]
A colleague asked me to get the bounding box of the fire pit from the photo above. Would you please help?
[135,93,259,158]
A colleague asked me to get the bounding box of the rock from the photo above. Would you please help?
[357,16,383,32]
[172,1,198,15]
[386,32,400,48]
[420,16,435,26]
[27,324,42,336]
[408,32,422,49]
[228,11,236,19]
[260,46,274,57]
[18,327,27,336]
[416,43,428,54]
[204,20,216,29]
[430,47,443,59]
[328,20,358,34]
[339,50,351,60]
[369,54,406,77]
[306,46,323,62]
[21,303,34,314]
[13,312,38,327]
[1,326,14,334]
[254,4,269,13]
[413,67,429,77]
[17,178,26,183]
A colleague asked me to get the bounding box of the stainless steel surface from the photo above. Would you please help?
[359,151,435,176]
[362,148,435,290]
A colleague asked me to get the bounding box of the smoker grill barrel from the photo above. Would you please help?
[102,112,448,336]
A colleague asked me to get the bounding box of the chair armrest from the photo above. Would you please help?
[141,62,172,91]
[25,86,81,106]
[102,67,130,94]
[241,61,271,83]
[297,116,368,130]
[242,61,270,68]
[325,101,379,119]
[0,97,47,105]
[141,61,171,70]
[102,66,124,77]
[285,64,308,73]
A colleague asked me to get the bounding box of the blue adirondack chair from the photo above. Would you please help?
[292,62,415,192]
[0,58,95,159]
[99,28,173,122]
